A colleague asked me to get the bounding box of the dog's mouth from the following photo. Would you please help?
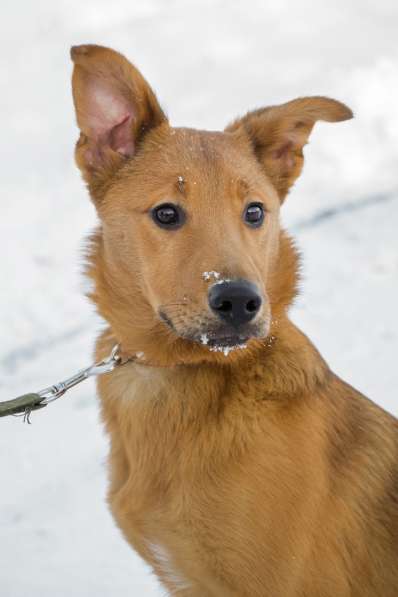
[192,325,267,356]
[159,310,266,356]
[196,332,251,356]
[197,332,250,348]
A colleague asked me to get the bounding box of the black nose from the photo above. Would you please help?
[208,280,262,327]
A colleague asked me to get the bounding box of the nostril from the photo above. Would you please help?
[246,298,260,313]
[217,300,233,313]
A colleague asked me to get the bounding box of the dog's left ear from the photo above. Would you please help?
[227,96,353,202]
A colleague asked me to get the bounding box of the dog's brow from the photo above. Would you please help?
[237,178,250,197]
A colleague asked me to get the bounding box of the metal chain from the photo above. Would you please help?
[0,345,127,421]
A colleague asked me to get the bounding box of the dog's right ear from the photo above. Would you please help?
[71,44,166,198]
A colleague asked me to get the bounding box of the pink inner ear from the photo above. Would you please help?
[109,114,135,157]
[272,121,310,171]
[84,76,135,157]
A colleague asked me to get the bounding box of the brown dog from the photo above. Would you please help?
[71,44,398,596]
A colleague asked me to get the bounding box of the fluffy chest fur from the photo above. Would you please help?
[95,331,398,597]
[96,333,332,595]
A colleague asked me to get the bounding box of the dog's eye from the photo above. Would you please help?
[152,203,185,230]
[243,203,265,228]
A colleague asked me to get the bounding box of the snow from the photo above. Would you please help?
[202,270,221,281]
[209,343,248,357]
[1,1,398,595]
[200,333,209,345]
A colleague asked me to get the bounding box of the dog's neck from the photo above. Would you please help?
[99,316,329,402]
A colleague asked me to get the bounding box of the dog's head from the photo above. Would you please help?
[71,45,352,365]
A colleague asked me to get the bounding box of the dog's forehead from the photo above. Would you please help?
[112,125,277,208]
[130,125,267,189]
[164,127,251,169]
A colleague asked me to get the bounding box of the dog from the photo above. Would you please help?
[70,44,398,596]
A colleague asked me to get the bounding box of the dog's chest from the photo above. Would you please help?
[101,363,216,496]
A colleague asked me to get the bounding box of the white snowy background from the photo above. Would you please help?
[1,1,397,595]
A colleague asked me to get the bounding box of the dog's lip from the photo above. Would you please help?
[158,309,175,330]
[158,308,266,348]
[199,334,250,348]
[159,312,251,345]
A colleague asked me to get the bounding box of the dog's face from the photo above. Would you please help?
[71,45,352,365]
[97,127,280,354]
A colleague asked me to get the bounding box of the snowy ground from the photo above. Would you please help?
[1,1,397,595]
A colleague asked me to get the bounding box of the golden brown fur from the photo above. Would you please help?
[70,44,398,596]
